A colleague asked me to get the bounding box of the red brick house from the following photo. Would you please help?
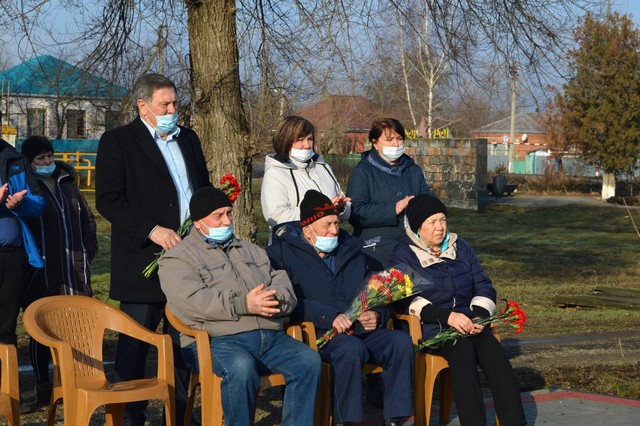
[297,95,387,154]
[470,112,549,160]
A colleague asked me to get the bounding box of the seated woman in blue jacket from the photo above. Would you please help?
[267,190,414,426]
[390,194,526,426]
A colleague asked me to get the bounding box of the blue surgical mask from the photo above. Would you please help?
[35,163,56,177]
[289,148,314,163]
[440,231,450,252]
[146,103,178,134]
[200,221,234,244]
[310,226,338,253]
[381,145,405,161]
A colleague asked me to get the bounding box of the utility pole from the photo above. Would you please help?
[157,24,165,74]
[508,64,517,173]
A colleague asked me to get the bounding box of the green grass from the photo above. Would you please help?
[448,203,640,336]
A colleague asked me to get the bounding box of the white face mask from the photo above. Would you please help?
[381,145,405,162]
[290,148,314,162]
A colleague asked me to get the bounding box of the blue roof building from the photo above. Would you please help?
[0,55,128,142]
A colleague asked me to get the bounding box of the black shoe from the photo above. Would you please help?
[334,423,352,426]
[383,417,414,426]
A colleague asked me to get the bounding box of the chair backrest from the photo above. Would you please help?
[23,295,142,390]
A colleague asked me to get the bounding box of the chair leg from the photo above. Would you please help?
[423,366,438,426]
[47,397,61,426]
[184,377,198,426]
[8,400,19,426]
[105,403,126,426]
[414,356,427,426]
[315,362,332,426]
[164,396,176,426]
[203,376,223,426]
[439,369,453,424]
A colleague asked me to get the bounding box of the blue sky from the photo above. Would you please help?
[617,0,640,22]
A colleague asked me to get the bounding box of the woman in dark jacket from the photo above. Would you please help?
[390,194,526,426]
[21,136,97,406]
[347,118,430,272]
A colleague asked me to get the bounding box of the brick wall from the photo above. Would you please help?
[406,138,488,210]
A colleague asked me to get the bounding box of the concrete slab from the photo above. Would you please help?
[361,388,640,425]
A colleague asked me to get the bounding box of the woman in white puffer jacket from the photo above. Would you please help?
[261,115,351,233]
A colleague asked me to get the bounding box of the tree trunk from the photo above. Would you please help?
[185,0,257,241]
[602,171,616,200]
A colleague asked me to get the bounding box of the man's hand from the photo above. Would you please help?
[357,310,379,331]
[448,312,483,335]
[150,225,182,251]
[332,313,353,334]
[246,283,281,316]
[4,189,26,210]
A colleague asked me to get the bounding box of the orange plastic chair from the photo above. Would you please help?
[23,295,175,426]
[395,313,500,426]
[165,305,300,426]
[0,344,19,426]
[297,321,389,426]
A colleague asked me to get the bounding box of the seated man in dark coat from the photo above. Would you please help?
[267,189,414,426]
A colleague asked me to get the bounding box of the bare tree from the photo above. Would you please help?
[1,0,603,237]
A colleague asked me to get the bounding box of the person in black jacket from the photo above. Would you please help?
[267,190,414,426]
[21,136,97,407]
[96,73,211,425]
[391,195,526,426]
[347,118,431,272]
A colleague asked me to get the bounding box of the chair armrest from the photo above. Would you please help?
[294,321,320,351]
[393,313,423,345]
[107,306,175,383]
[285,323,302,340]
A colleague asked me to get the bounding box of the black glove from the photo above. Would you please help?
[420,304,452,326]
[471,305,491,320]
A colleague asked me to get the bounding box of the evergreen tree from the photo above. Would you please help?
[562,12,640,199]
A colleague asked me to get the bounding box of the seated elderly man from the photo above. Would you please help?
[267,189,414,426]
[159,186,321,426]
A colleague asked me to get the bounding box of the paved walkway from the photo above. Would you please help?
[360,388,640,425]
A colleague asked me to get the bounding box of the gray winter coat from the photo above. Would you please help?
[158,227,297,347]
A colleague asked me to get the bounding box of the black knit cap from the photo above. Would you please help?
[406,194,448,233]
[21,136,54,162]
[300,190,338,227]
[189,187,232,221]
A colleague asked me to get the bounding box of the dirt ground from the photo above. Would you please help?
[504,331,640,392]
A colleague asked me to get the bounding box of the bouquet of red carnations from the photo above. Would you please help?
[142,174,241,278]
[219,174,241,202]
[315,268,415,349]
[416,300,526,351]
